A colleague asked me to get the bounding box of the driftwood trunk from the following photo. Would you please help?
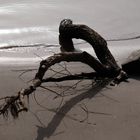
[0,19,128,118]
[35,19,127,87]
[59,19,121,76]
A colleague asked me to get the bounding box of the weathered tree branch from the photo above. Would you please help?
[42,72,98,83]
[59,19,120,72]
[0,19,128,119]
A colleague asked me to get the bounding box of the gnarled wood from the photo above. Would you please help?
[59,19,121,75]
[0,19,128,118]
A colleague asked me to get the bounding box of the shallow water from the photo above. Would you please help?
[0,0,140,65]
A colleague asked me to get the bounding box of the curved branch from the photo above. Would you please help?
[35,52,107,80]
[0,19,128,119]
[59,19,120,72]
[0,52,105,118]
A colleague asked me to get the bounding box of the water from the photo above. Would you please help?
[0,0,140,65]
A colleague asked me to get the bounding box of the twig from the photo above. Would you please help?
[39,85,62,97]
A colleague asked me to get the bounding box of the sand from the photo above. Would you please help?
[0,63,140,140]
[0,0,140,139]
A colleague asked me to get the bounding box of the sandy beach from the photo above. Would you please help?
[0,62,140,140]
[0,0,140,139]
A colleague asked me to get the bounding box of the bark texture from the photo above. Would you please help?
[0,19,128,118]
[59,19,121,76]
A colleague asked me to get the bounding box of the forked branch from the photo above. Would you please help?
[0,19,128,119]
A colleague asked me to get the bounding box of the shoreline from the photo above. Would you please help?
[0,43,139,67]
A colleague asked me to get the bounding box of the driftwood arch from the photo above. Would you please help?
[59,19,121,75]
[0,19,128,118]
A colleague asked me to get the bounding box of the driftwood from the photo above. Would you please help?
[0,19,128,118]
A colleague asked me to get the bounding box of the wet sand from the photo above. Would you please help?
[0,63,140,140]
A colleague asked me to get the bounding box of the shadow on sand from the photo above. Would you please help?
[35,59,140,140]
[35,80,110,140]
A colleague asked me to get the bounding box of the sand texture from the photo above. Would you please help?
[0,63,140,140]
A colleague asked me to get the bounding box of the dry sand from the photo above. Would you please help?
[0,63,140,140]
